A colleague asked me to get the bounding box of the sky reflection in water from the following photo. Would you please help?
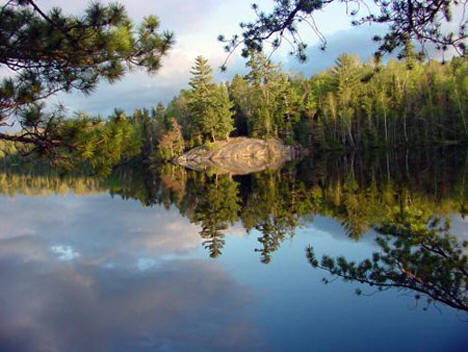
[0,149,467,351]
[0,194,465,352]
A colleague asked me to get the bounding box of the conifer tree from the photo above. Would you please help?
[188,56,234,143]
[213,84,235,140]
[220,0,465,64]
[243,51,300,140]
[188,56,216,143]
[153,103,166,121]
[0,1,174,154]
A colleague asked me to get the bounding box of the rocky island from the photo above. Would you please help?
[174,137,302,175]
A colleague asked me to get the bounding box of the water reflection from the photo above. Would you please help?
[0,196,261,351]
[0,147,467,350]
[307,213,468,312]
[0,255,260,351]
[5,148,465,256]
[3,150,467,232]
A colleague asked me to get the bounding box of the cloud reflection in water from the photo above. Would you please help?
[0,195,262,352]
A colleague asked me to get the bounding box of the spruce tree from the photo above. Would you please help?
[188,56,215,143]
[213,84,235,140]
[188,56,234,143]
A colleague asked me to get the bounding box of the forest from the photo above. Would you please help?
[1,0,466,174]
[3,45,465,175]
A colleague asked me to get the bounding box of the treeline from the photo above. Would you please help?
[101,50,468,169]
[122,49,467,164]
[165,49,467,149]
[0,113,142,174]
[108,147,468,255]
[299,53,468,148]
[2,49,466,173]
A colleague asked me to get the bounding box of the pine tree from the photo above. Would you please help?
[244,51,295,139]
[213,84,235,140]
[188,56,216,143]
[188,56,234,143]
[0,1,174,158]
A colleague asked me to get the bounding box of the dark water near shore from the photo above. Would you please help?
[0,147,467,351]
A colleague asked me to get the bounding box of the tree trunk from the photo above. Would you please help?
[383,109,388,145]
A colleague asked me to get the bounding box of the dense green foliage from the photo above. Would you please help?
[165,52,467,149]
[0,110,143,174]
[231,52,301,142]
[299,53,468,148]
[2,11,466,172]
[152,118,185,161]
[187,56,235,145]
[1,1,466,174]
[2,147,466,255]
[2,52,466,174]
[55,113,143,174]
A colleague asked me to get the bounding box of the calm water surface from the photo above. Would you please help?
[0,148,467,351]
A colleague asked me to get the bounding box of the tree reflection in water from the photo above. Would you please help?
[307,210,467,312]
[1,147,467,311]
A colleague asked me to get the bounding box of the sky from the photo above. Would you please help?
[3,0,461,117]
[29,0,384,116]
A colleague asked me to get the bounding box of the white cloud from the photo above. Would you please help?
[50,245,80,261]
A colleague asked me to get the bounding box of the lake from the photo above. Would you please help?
[0,147,467,352]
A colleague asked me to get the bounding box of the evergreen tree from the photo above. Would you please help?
[153,103,166,121]
[188,56,234,143]
[54,112,143,175]
[241,51,300,140]
[307,212,468,312]
[191,175,240,258]
[0,1,173,153]
[228,74,250,136]
[213,84,236,140]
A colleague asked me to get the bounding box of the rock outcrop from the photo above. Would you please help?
[174,137,302,175]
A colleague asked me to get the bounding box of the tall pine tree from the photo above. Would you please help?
[188,56,234,143]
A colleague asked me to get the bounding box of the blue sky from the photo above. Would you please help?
[6,1,459,117]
